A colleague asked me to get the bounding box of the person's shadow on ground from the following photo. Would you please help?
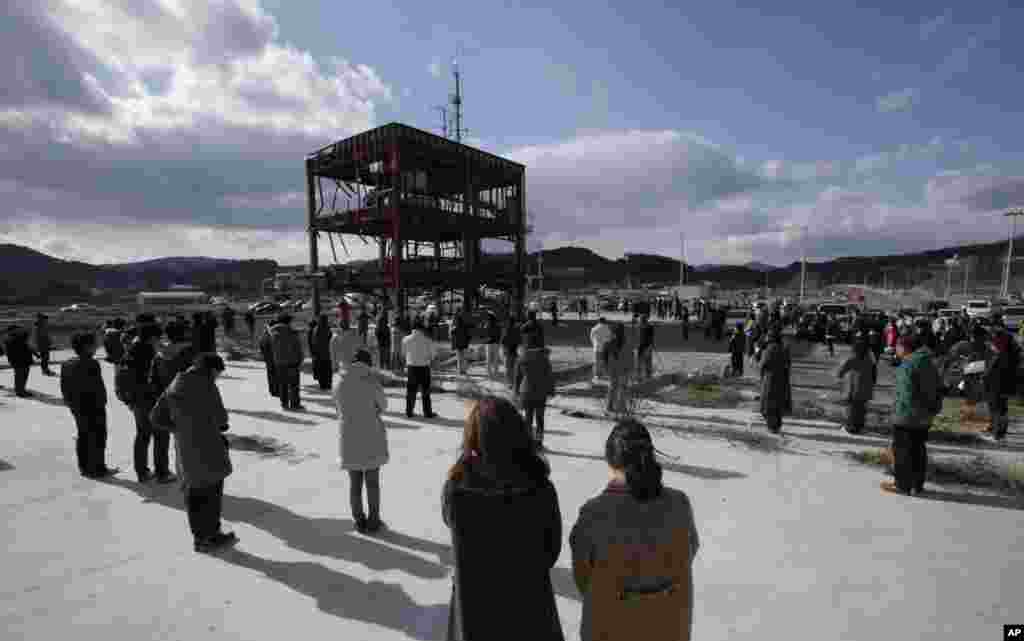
[227,408,318,427]
[99,478,451,578]
[7,389,66,407]
[215,548,450,641]
[544,448,747,480]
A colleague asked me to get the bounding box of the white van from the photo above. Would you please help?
[964,300,992,319]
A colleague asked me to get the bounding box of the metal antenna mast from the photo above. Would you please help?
[450,46,467,142]
[434,105,449,138]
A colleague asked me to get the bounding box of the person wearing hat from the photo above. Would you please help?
[836,332,876,435]
[333,348,389,534]
[759,326,791,434]
[61,332,119,478]
[124,320,176,484]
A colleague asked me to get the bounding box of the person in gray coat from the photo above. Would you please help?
[759,326,792,434]
[334,349,389,534]
[836,334,876,434]
[150,353,238,554]
[515,334,555,448]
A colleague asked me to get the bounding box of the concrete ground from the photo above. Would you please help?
[2,347,1022,641]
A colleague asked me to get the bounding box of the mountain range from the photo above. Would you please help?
[1,236,1021,305]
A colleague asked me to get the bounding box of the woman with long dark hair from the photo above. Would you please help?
[570,419,700,641]
[603,323,631,416]
[442,396,564,641]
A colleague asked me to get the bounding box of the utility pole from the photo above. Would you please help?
[449,48,468,143]
[799,225,807,304]
[679,232,686,287]
[1001,209,1024,299]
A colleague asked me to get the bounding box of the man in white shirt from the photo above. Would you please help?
[589,317,613,382]
[402,319,437,419]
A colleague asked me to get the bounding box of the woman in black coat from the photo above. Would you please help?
[441,396,564,641]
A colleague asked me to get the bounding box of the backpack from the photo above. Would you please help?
[114,354,140,405]
[150,345,196,393]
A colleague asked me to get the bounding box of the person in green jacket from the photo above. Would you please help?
[883,335,942,496]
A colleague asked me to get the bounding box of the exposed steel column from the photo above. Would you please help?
[307,158,320,318]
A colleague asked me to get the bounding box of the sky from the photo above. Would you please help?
[1,0,1023,267]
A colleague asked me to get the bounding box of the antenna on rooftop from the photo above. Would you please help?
[450,44,469,142]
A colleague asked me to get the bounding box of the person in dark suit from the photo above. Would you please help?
[4,325,36,397]
[60,332,119,478]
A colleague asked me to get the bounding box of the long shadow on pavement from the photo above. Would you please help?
[544,448,747,480]
[915,488,1024,511]
[99,477,450,579]
[227,408,318,427]
[216,548,450,640]
[8,389,66,408]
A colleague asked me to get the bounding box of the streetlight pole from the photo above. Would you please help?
[1002,209,1024,299]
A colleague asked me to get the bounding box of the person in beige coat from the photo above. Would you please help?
[333,348,389,534]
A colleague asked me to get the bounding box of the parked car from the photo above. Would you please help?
[1001,305,1024,331]
[60,303,96,313]
[964,300,993,319]
[251,301,282,315]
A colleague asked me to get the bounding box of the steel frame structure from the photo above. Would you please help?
[306,122,527,319]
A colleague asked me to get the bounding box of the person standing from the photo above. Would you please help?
[4,325,35,397]
[883,335,942,495]
[311,315,333,391]
[983,331,1016,443]
[825,315,839,357]
[521,310,545,350]
[376,312,392,371]
[636,315,655,381]
[221,306,236,339]
[451,312,471,376]
[680,304,690,341]
[60,332,119,479]
[150,353,238,553]
[33,314,55,376]
[258,321,279,399]
[570,419,699,641]
[549,299,559,327]
[337,297,352,328]
[200,311,219,354]
[759,327,792,434]
[334,348,389,534]
[728,322,747,378]
[604,323,631,416]
[358,306,370,344]
[837,335,876,435]
[270,314,304,411]
[484,311,502,379]
[501,314,522,388]
[330,318,362,375]
[390,316,405,373]
[124,321,176,484]
[103,320,125,364]
[516,333,555,448]
[403,319,437,419]
[441,397,564,641]
[244,309,256,343]
[589,317,613,383]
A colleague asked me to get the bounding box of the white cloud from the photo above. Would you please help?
[222,191,305,210]
[876,88,918,113]
[4,0,392,149]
